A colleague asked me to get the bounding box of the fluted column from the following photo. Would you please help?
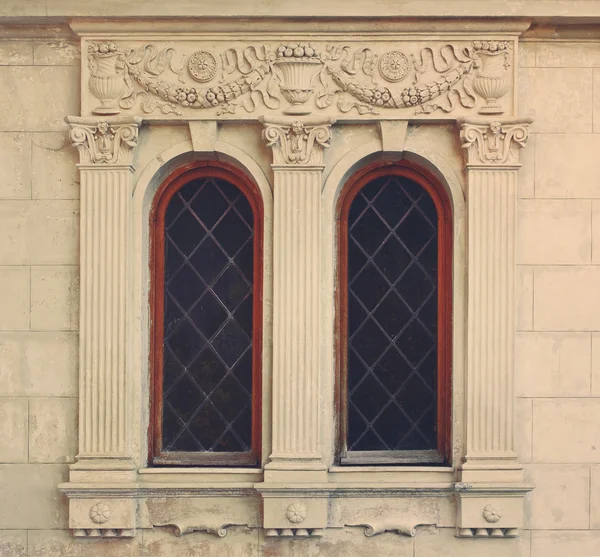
[67,116,141,475]
[455,118,533,538]
[261,117,334,473]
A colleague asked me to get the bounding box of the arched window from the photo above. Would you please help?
[150,162,263,466]
[337,162,452,465]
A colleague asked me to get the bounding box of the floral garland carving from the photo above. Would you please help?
[87,40,512,116]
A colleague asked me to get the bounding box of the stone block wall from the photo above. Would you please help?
[516,40,600,556]
[0,35,599,557]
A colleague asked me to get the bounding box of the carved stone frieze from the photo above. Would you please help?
[261,118,333,165]
[67,116,142,165]
[459,118,531,166]
[82,38,516,119]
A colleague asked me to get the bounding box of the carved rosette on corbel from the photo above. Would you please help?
[261,117,335,166]
[66,116,142,165]
[458,118,532,166]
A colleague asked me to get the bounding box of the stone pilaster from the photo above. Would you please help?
[60,117,141,538]
[67,116,141,475]
[256,117,334,533]
[455,118,534,537]
[261,117,333,473]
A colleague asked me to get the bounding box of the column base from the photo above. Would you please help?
[69,456,137,482]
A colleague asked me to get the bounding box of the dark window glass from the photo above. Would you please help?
[346,175,439,453]
[161,177,254,455]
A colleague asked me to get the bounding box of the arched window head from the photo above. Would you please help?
[150,162,263,467]
[337,162,452,466]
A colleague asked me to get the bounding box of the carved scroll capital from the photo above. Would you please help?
[458,118,532,167]
[261,117,335,166]
[66,116,142,166]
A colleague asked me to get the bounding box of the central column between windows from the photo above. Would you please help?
[260,117,335,474]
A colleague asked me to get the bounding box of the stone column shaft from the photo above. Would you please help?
[271,167,321,461]
[67,116,141,471]
[466,167,517,458]
[459,118,531,475]
[79,166,131,457]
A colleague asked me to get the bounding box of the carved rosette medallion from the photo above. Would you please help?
[90,502,111,524]
[459,119,531,166]
[378,51,410,83]
[285,502,307,524]
[482,504,502,524]
[188,50,218,82]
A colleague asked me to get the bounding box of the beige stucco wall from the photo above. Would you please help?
[0,24,600,557]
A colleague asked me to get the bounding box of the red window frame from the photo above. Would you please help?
[149,161,264,467]
[335,161,453,465]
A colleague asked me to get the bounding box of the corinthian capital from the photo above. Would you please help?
[459,118,532,167]
[66,116,142,166]
[261,117,335,166]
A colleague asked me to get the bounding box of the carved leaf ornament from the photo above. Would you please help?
[87,40,513,116]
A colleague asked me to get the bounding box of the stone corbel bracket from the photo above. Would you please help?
[454,483,534,538]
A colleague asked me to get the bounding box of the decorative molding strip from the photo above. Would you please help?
[459,118,531,166]
[68,116,142,165]
[81,39,516,119]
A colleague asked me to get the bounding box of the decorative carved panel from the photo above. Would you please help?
[82,38,517,120]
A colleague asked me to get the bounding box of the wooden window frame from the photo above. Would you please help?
[149,161,264,467]
[335,161,453,466]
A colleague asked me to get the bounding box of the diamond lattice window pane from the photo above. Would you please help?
[162,177,254,454]
[346,175,439,452]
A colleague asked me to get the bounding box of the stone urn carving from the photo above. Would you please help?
[273,43,323,115]
[88,42,127,115]
[472,41,511,115]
